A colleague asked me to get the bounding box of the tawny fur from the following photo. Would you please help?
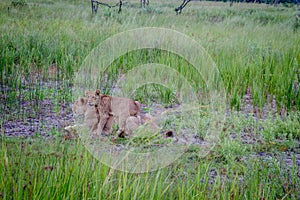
[89,89,141,136]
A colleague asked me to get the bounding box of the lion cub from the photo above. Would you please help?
[88,89,141,137]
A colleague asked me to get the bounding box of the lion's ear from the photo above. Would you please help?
[95,89,101,96]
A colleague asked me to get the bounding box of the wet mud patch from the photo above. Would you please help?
[1,80,73,138]
[1,98,73,137]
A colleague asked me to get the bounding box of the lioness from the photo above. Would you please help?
[88,89,141,136]
[72,96,99,132]
[65,96,98,139]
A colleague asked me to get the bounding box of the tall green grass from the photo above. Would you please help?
[1,0,299,114]
[1,119,299,200]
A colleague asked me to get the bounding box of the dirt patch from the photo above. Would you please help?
[1,98,73,137]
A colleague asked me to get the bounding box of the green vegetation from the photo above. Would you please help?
[1,0,299,111]
[0,0,299,199]
[1,112,299,199]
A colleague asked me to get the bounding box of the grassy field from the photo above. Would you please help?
[1,0,300,199]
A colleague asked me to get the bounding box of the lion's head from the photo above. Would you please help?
[86,89,101,107]
[86,89,112,114]
[71,92,100,132]
[72,96,88,115]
